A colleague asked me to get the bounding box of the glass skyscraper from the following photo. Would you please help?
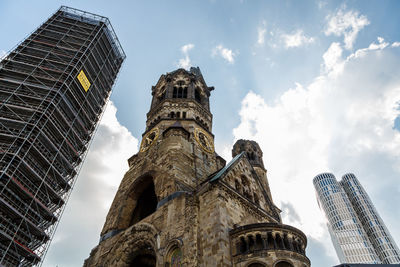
[313,173,400,264]
[0,6,125,266]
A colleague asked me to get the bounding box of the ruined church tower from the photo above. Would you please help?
[84,68,310,267]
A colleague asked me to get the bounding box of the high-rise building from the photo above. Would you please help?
[313,173,400,264]
[84,67,310,267]
[0,6,125,266]
[340,173,400,264]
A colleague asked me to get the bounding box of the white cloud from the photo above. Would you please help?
[325,7,370,50]
[281,30,315,49]
[392,42,400,47]
[347,37,389,60]
[257,21,267,45]
[178,43,194,70]
[212,44,236,64]
[231,41,400,260]
[43,101,139,267]
[322,42,344,75]
[258,27,267,45]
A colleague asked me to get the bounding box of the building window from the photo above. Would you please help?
[173,86,188,98]
[195,88,201,103]
[129,178,158,226]
[166,247,182,267]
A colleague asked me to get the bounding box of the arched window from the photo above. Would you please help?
[129,179,158,226]
[275,234,284,249]
[169,248,182,267]
[248,263,265,267]
[255,234,264,250]
[248,235,255,252]
[283,234,290,250]
[172,82,188,99]
[267,232,275,249]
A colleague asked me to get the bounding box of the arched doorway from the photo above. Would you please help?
[129,247,156,267]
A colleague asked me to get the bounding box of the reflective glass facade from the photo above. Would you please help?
[313,173,400,264]
[314,173,379,264]
[341,173,400,264]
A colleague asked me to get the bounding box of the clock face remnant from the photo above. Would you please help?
[140,127,159,152]
[194,128,214,153]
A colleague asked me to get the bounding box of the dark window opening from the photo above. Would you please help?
[267,233,275,249]
[276,234,284,249]
[129,180,158,226]
[176,112,180,118]
[247,152,256,161]
[248,263,265,267]
[239,237,247,253]
[182,112,186,118]
[248,236,255,251]
[173,86,188,98]
[183,87,187,98]
[275,261,294,267]
[195,89,201,103]
[255,234,264,250]
[130,252,156,267]
[283,235,290,250]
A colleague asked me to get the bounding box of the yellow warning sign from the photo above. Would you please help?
[77,70,91,92]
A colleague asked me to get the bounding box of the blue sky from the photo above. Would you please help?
[1,1,400,266]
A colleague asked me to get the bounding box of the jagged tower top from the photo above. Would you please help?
[232,139,265,169]
[149,67,214,112]
[145,67,215,133]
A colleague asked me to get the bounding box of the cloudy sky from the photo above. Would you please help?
[1,1,400,266]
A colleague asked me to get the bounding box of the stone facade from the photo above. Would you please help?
[84,67,311,267]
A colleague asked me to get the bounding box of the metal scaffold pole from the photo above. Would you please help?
[0,6,125,266]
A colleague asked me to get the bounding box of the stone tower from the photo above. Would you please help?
[84,68,310,267]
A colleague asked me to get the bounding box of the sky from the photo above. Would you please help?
[1,1,400,266]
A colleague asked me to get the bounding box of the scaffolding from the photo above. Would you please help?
[0,6,125,266]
